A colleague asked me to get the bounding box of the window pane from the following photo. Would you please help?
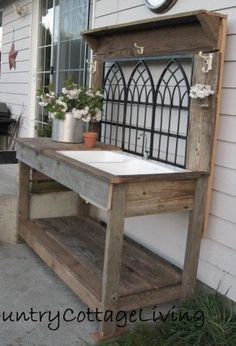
[56,0,89,88]
[37,0,90,119]
[38,46,51,72]
[70,39,82,70]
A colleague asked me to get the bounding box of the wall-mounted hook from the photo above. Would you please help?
[134,43,144,55]
[86,59,97,74]
[199,51,213,73]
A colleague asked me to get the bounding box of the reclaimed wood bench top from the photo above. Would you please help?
[16,137,207,184]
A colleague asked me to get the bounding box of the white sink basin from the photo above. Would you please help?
[59,150,130,164]
[58,150,185,176]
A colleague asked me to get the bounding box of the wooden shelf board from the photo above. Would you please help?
[82,10,225,38]
[82,10,226,56]
[20,216,182,311]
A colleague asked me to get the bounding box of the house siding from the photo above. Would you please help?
[92,0,236,302]
[0,0,32,137]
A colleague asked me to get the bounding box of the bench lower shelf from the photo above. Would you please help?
[20,216,182,312]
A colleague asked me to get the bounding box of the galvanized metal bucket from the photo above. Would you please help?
[51,112,83,143]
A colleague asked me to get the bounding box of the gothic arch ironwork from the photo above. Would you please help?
[102,62,126,146]
[151,59,191,167]
[101,57,191,167]
[124,60,155,155]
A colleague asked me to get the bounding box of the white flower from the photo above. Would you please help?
[95,90,103,97]
[85,90,93,97]
[45,93,55,101]
[190,84,214,99]
[79,108,89,116]
[72,108,82,119]
[94,109,102,121]
[39,101,48,107]
[68,89,79,100]
[49,90,55,96]
[62,87,68,95]
[56,99,68,112]
[82,115,91,123]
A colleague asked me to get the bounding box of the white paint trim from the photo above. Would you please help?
[28,0,40,137]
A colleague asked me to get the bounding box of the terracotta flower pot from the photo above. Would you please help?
[83,132,97,149]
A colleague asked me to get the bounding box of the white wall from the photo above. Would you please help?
[0,0,33,137]
[92,0,236,302]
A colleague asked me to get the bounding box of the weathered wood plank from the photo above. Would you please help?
[91,60,104,89]
[203,17,228,234]
[121,239,181,290]
[181,176,208,300]
[16,137,121,153]
[20,220,101,311]
[196,12,221,43]
[126,179,195,217]
[16,144,111,210]
[16,139,205,185]
[100,185,127,337]
[92,24,215,60]
[77,195,89,217]
[38,216,177,297]
[186,52,220,172]
[83,11,225,58]
[19,216,182,311]
[63,216,181,293]
[17,162,30,241]
[118,285,182,311]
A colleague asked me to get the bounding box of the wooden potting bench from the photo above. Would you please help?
[16,10,227,340]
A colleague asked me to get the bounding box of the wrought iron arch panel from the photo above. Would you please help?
[124,60,155,155]
[101,57,192,167]
[101,62,126,147]
[151,59,191,167]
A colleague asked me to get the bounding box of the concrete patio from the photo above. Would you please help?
[0,243,97,346]
[0,164,95,345]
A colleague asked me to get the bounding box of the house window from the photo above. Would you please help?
[0,11,3,77]
[37,0,91,94]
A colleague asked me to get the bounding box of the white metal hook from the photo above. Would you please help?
[199,51,213,73]
[134,43,144,55]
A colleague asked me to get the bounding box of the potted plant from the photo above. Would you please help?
[38,80,103,143]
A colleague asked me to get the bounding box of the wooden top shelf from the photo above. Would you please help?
[82,10,225,37]
[16,137,120,154]
[82,10,227,58]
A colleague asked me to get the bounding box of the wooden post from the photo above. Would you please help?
[99,184,126,338]
[91,59,103,89]
[76,195,89,217]
[186,53,220,172]
[181,176,207,300]
[17,162,31,239]
[203,17,227,234]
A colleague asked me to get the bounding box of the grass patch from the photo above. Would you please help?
[100,293,236,346]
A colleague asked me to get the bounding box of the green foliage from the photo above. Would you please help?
[100,293,236,346]
[34,121,52,137]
